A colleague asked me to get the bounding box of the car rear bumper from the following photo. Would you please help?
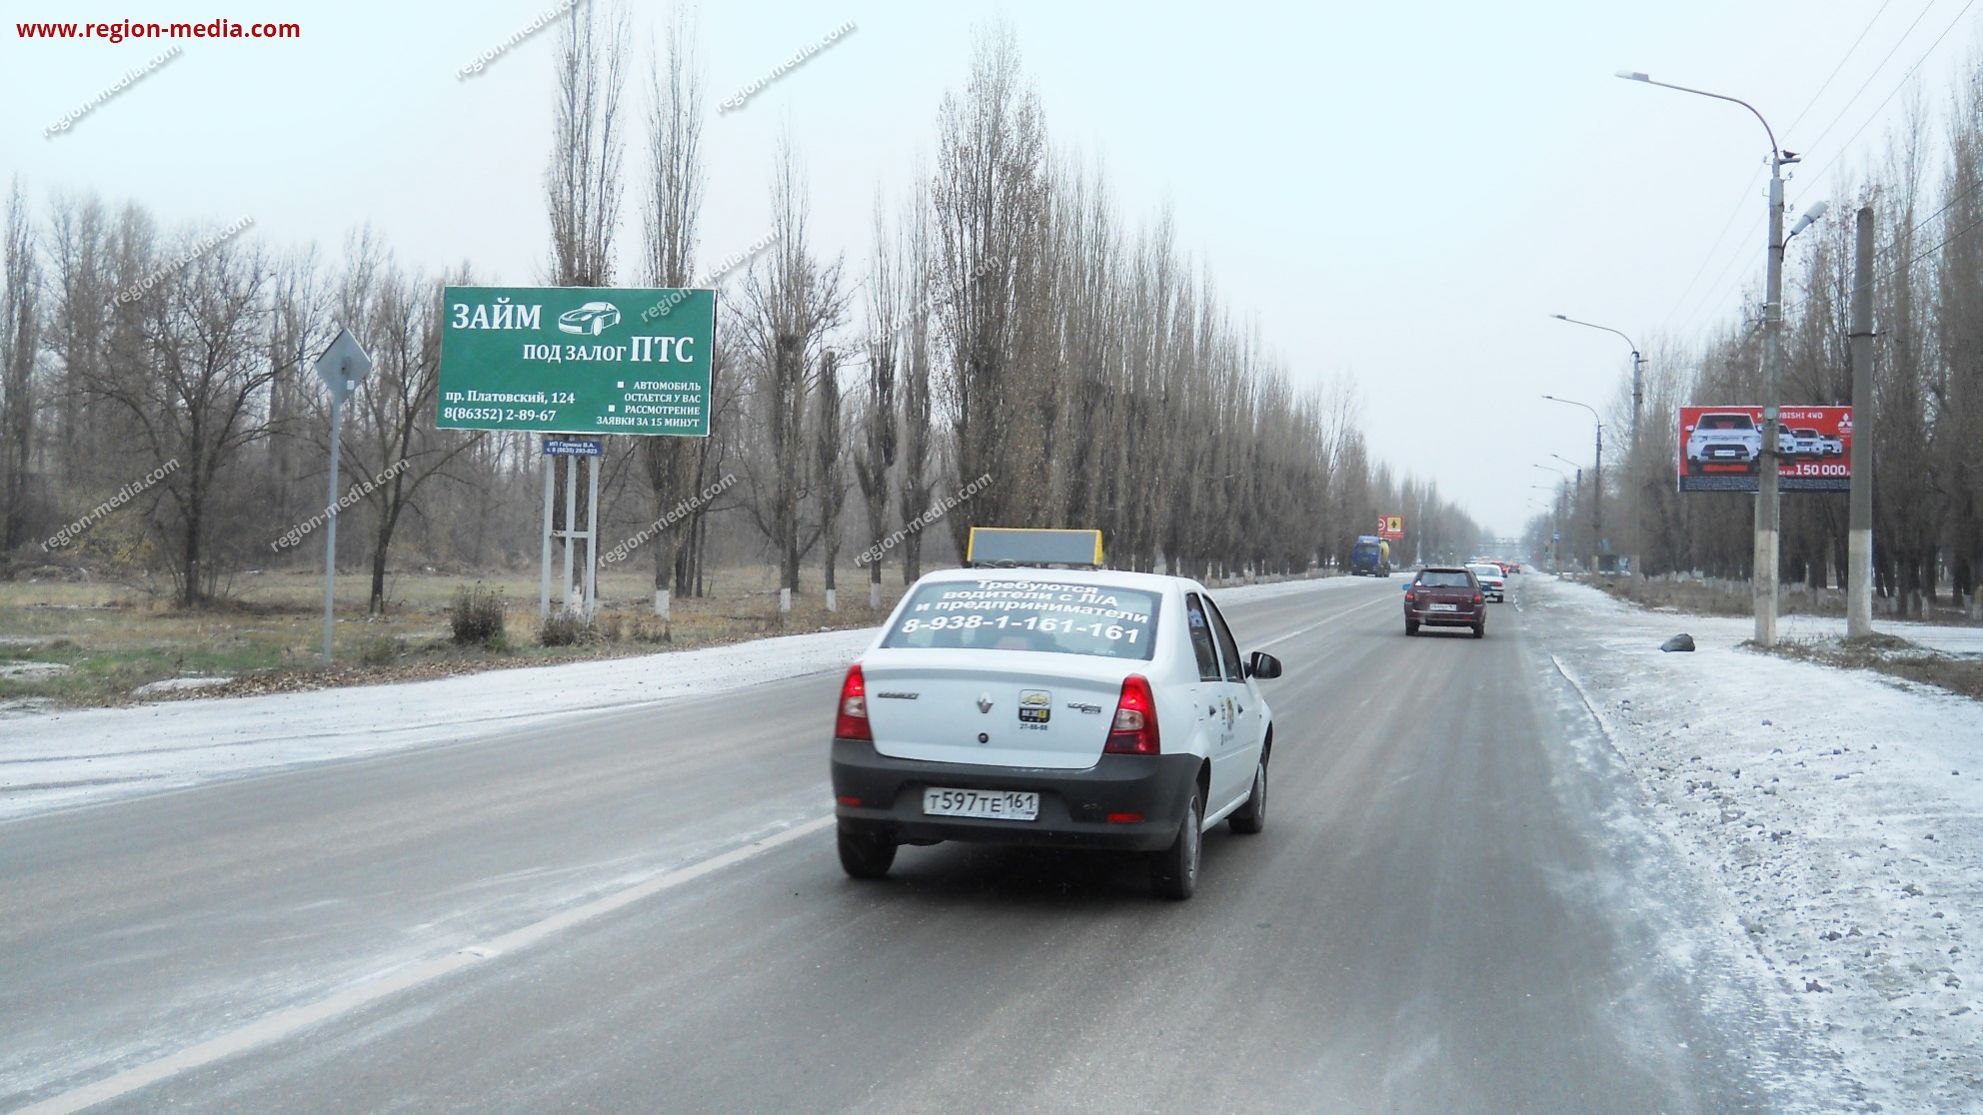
[1406,605,1484,626]
[830,737,1200,852]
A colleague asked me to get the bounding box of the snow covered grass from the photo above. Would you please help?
[1532,577,1983,1110]
[0,574,1349,822]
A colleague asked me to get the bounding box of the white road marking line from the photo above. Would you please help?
[1256,593,1397,649]
[16,814,836,1115]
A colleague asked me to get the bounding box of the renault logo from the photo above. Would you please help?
[976,693,993,714]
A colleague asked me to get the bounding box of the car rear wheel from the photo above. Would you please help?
[1472,622,1486,639]
[837,824,897,880]
[1405,619,1419,636]
[1229,759,1267,835]
[1150,788,1203,900]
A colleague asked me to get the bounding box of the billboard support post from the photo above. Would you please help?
[540,456,554,620]
[1847,206,1875,638]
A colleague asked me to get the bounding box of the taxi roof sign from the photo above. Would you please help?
[966,527,1104,569]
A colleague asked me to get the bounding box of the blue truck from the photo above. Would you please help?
[1350,535,1391,577]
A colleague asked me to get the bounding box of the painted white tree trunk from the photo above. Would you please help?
[869,582,881,610]
[779,588,792,613]
[654,589,670,619]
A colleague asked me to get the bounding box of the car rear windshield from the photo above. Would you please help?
[1417,571,1473,588]
[1700,414,1754,430]
[1467,566,1501,578]
[882,579,1161,660]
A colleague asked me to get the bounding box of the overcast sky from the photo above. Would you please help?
[4,0,1974,537]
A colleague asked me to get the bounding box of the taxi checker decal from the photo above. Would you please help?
[1018,690,1051,724]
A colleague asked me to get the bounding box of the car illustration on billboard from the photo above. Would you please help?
[556,301,622,336]
[1678,405,1852,492]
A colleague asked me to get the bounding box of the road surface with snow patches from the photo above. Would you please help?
[12,574,1971,1112]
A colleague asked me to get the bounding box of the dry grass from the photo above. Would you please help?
[1765,634,1983,702]
[0,564,908,709]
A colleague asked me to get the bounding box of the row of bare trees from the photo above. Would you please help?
[1526,54,1983,610]
[0,16,1486,613]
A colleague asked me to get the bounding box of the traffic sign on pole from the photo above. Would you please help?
[312,327,372,665]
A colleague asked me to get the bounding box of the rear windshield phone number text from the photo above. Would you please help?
[442,407,561,423]
[897,614,1142,643]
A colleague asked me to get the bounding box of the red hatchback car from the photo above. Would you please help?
[1404,567,1486,638]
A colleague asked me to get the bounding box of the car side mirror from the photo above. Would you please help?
[1246,651,1282,680]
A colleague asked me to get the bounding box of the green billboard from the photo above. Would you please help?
[436,285,715,437]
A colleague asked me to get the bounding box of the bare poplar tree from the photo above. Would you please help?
[638,8,707,618]
[814,348,846,607]
[0,178,38,551]
[853,200,899,606]
[737,140,845,599]
[546,0,627,287]
[931,23,1048,550]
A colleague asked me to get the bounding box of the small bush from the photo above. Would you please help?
[596,612,625,643]
[450,584,507,647]
[358,636,404,667]
[538,610,595,647]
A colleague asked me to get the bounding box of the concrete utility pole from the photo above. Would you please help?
[1616,71,1819,646]
[1847,205,1875,638]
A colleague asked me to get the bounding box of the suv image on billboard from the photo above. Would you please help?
[1685,411,1763,474]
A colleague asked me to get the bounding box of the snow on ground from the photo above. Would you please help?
[1532,576,1983,1111]
[0,575,1347,822]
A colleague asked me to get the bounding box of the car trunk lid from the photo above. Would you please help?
[859,649,1134,770]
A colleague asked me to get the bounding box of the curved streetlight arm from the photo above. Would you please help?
[1616,72,1779,158]
[1541,394,1602,427]
[1550,314,1641,365]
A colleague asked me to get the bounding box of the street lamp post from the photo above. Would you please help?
[1617,70,1812,645]
[1544,395,1603,571]
[1552,314,1643,575]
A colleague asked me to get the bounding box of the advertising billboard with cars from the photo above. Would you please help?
[1678,405,1852,492]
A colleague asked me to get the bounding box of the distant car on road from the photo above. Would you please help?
[831,535,1283,900]
[1405,566,1485,638]
[1467,563,1507,602]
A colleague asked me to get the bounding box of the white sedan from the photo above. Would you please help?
[1466,563,1507,602]
[829,567,1283,900]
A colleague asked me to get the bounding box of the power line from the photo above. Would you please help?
[1661,4,1897,336]
[1800,0,1942,158]
[1786,0,1898,135]
[1803,0,1980,195]
[1660,168,1764,330]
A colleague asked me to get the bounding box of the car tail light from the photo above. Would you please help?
[835,664,871,741]
[1104,674,1161,755]
[1473,592,1484,604]
[1106,811,1145,824]
[1404,589,1415,603]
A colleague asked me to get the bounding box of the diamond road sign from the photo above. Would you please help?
[314,327,372,403]
[436,286,714,437]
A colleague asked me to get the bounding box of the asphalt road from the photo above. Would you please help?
[0,576,1817,1113]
